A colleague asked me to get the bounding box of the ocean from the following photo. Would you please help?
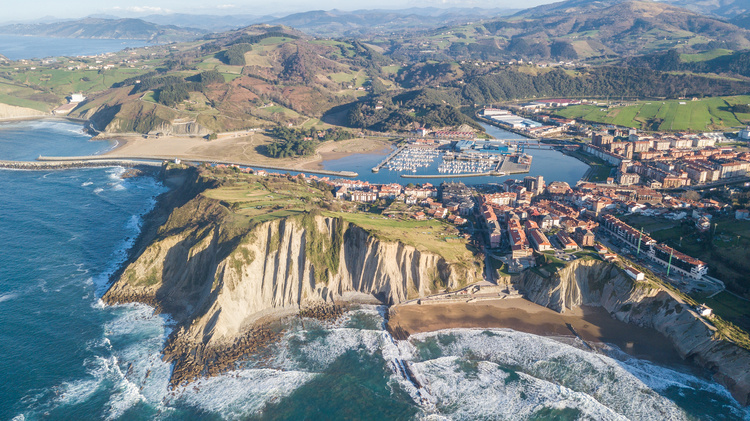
[0,35,148,60]
[1,120,749,420]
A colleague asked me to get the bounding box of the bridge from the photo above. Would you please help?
[687,176,750,191]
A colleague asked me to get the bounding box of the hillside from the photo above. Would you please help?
[270,8,513,37]
[659,0,750,19]
[0,18,206,43]
[490,0,750,58]
[387,0,750,62]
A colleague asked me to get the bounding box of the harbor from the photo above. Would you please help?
[370,138,533,179]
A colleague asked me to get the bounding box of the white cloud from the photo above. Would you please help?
[216,4,237,9]
[112,6,173,14]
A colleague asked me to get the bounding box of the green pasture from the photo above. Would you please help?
[556,96,750,131]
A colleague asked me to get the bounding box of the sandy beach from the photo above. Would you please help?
[388,297,687,368]
[97,131,392,172]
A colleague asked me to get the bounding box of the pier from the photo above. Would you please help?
[496,154,532,174]
[400,155,531,179]
[372,145,408,172]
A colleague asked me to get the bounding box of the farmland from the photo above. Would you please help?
[555,96,750,132]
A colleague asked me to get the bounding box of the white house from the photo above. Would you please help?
[697,304,713,317]
[69,93,86,103]
[624,266,645,281]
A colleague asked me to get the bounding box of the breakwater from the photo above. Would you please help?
[38,155,359,178]
[0,159,162,170]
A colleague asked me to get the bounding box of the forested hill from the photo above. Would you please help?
[386,0,750,62]
[0,18,205,43]
[460,67,750,104]
[626,49,750,79]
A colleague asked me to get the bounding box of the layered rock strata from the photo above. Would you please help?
[510,258,750,406]
[104,176,479,384]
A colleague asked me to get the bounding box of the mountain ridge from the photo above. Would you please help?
[0,17,206,43]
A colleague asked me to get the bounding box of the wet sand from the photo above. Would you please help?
[388,297,687,368]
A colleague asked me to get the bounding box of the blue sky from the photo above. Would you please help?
[5,0,555,22]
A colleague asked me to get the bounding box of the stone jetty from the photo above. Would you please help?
[0,159,162,171]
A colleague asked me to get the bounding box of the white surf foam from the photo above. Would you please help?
[397,329,748,420]
[0,292,18,303]
[175,368,317,420]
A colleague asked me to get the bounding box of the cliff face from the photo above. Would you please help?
[103,192,479,383]
[0,103,47,119]
[514,258,750,406]
[74,99,209,136]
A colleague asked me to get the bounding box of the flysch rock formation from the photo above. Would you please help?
[103,170,480,385]
[507,258,750,406]
[102,167,750,404]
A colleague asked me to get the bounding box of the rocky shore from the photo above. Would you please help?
[511,258,750,406]
[102,166,750,406]
[102,166,481,387]
[164,324,284,387]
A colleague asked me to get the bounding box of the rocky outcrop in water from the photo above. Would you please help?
[103,181,480,385]
[511,258,750,406]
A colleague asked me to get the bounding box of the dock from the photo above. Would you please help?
[496,155,532,174]
[372,145,407,172]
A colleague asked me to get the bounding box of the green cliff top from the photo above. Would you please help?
[195,166,479,265]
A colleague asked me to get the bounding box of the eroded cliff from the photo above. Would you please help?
[513,258,750,406]
[103,182,480,384]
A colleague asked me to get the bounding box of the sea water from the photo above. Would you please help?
[0,35,149,60]
[1,120,749,420]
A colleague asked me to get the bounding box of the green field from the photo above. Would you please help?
[556,96,750,131]
[200,171,477,265]
[693,291,750,331]
[326,210,475,264]
[680,49,733,63]
[564,149,614,182]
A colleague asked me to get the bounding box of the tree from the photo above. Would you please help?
[682,191,701,202]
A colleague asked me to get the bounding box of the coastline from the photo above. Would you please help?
[0,117,392,174]
[96,132,392,175]
[388,297,690,369]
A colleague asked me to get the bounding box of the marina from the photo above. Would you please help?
[370,138,533,178]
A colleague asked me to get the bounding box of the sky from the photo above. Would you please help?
[3,0,556,22]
